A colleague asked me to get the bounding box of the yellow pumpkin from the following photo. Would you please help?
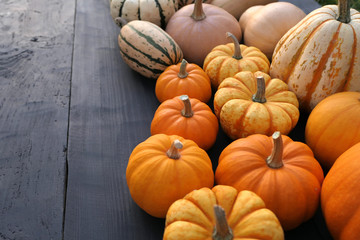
[164,185,284,240]
[213,71,299,140]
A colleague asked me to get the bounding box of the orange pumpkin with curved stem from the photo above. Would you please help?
[203,32,270,89]
[151,95,218,150]
[164,185,284,240]
[126,134,214,218]
[155,59,212,103]
[215,131,324,230]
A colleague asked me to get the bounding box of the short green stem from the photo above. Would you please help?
[337,0,351,23]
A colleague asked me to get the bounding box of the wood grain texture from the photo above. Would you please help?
[0,0,75,239]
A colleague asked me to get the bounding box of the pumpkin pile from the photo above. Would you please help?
[110,0,360,239]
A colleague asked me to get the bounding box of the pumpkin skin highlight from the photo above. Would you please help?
[213,71,299,140]
[155,59,212,103]
[321,142,360,240]
[126,134,214,218]
[270,1,360,111]
[164,185,284,240]
[215,132,324,230]
[305,91,360,169]
[151,95,219,150]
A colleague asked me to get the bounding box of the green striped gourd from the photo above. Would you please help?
[110,0,178,29]
[118,20,183,79]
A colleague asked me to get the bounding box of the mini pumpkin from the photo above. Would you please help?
[213,71,299,140]
[126,134,214,218]
[151,95,218,150]
[203,32,270,89]
[270,0,360,111]
[155,59,212,103]
[215,131,324,230]
[165,0,242,66]
[164,185,284,240]
[305,91,360,169]
[321,142,360,240]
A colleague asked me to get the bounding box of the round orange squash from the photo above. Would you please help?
[203,32,270,89]
[270,0,360,111]
[164,185,284,240]
[321,142,360,240]
[126,134,214,218]
[305,91,360,169]
[165,0,242,66]
[215,131,324,230]
[151,95,219,150]
[155,59,212,103]
[213,71,299,140]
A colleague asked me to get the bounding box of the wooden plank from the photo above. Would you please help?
[65,0,331,240]
[0,0,75,239]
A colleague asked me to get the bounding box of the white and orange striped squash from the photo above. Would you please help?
[270,0,360,111]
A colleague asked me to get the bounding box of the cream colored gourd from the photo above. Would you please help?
[210,0,278,19]
[239,5,263,31]
[242,2,306,60]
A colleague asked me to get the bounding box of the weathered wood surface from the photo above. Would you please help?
[1,0,335,239]
[0,0,75,239]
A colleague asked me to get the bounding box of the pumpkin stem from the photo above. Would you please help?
[252,76,267,103]
[266,131,284,169]
[337,0,351,23]
[180,95,194,118]
[212,205,233,240]
[167,139,183,159]
[114,17,128,28]
[178,59,189,78]
[226,32,242,60]
[191,0,206,21]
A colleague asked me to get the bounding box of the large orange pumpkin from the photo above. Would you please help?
[270,0,360,111]
[321,142,360,240]
[126,134,214,218]
[155,59,212,103]
[305,91,360,169]
[215,131,324,230]
[204,32,270,89]
[213,71,299,140]
[151,95,219,150]
[164,185,284,240]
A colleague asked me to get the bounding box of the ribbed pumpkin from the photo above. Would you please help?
[165,0,241,66]
[155,59,212,103]
[270,0,360,111]
[213,71,299,140]
[215,132,324,230]
[164,185,284,240]
[110,0,178,28]
[321,142,360,240]
[117,20,183,79]
[204,32,270,89]
[305,91,360,169]
[151,95,218,150]
[126,134,214,218]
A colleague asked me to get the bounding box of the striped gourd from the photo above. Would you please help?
[270,0,360,111]
[178,0,211,8]
[118,20,183,79]
[110,0,178,29]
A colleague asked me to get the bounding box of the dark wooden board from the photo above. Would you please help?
[0,0,75,239]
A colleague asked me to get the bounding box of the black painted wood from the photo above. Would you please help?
[0,0,75,239]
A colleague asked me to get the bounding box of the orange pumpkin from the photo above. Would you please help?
[270,0,360,111]
[151,95,219,150]
[305,91,360,169]
[321,142,360,240]
[165,0,241,66]
[126,134,214,218]
[164,185,284,240]
[155,59,212,103]
[213,71,299,140]
[203,32,270,89]
[215,131,324,230]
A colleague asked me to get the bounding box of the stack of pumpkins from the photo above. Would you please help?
[111,0,360,239]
